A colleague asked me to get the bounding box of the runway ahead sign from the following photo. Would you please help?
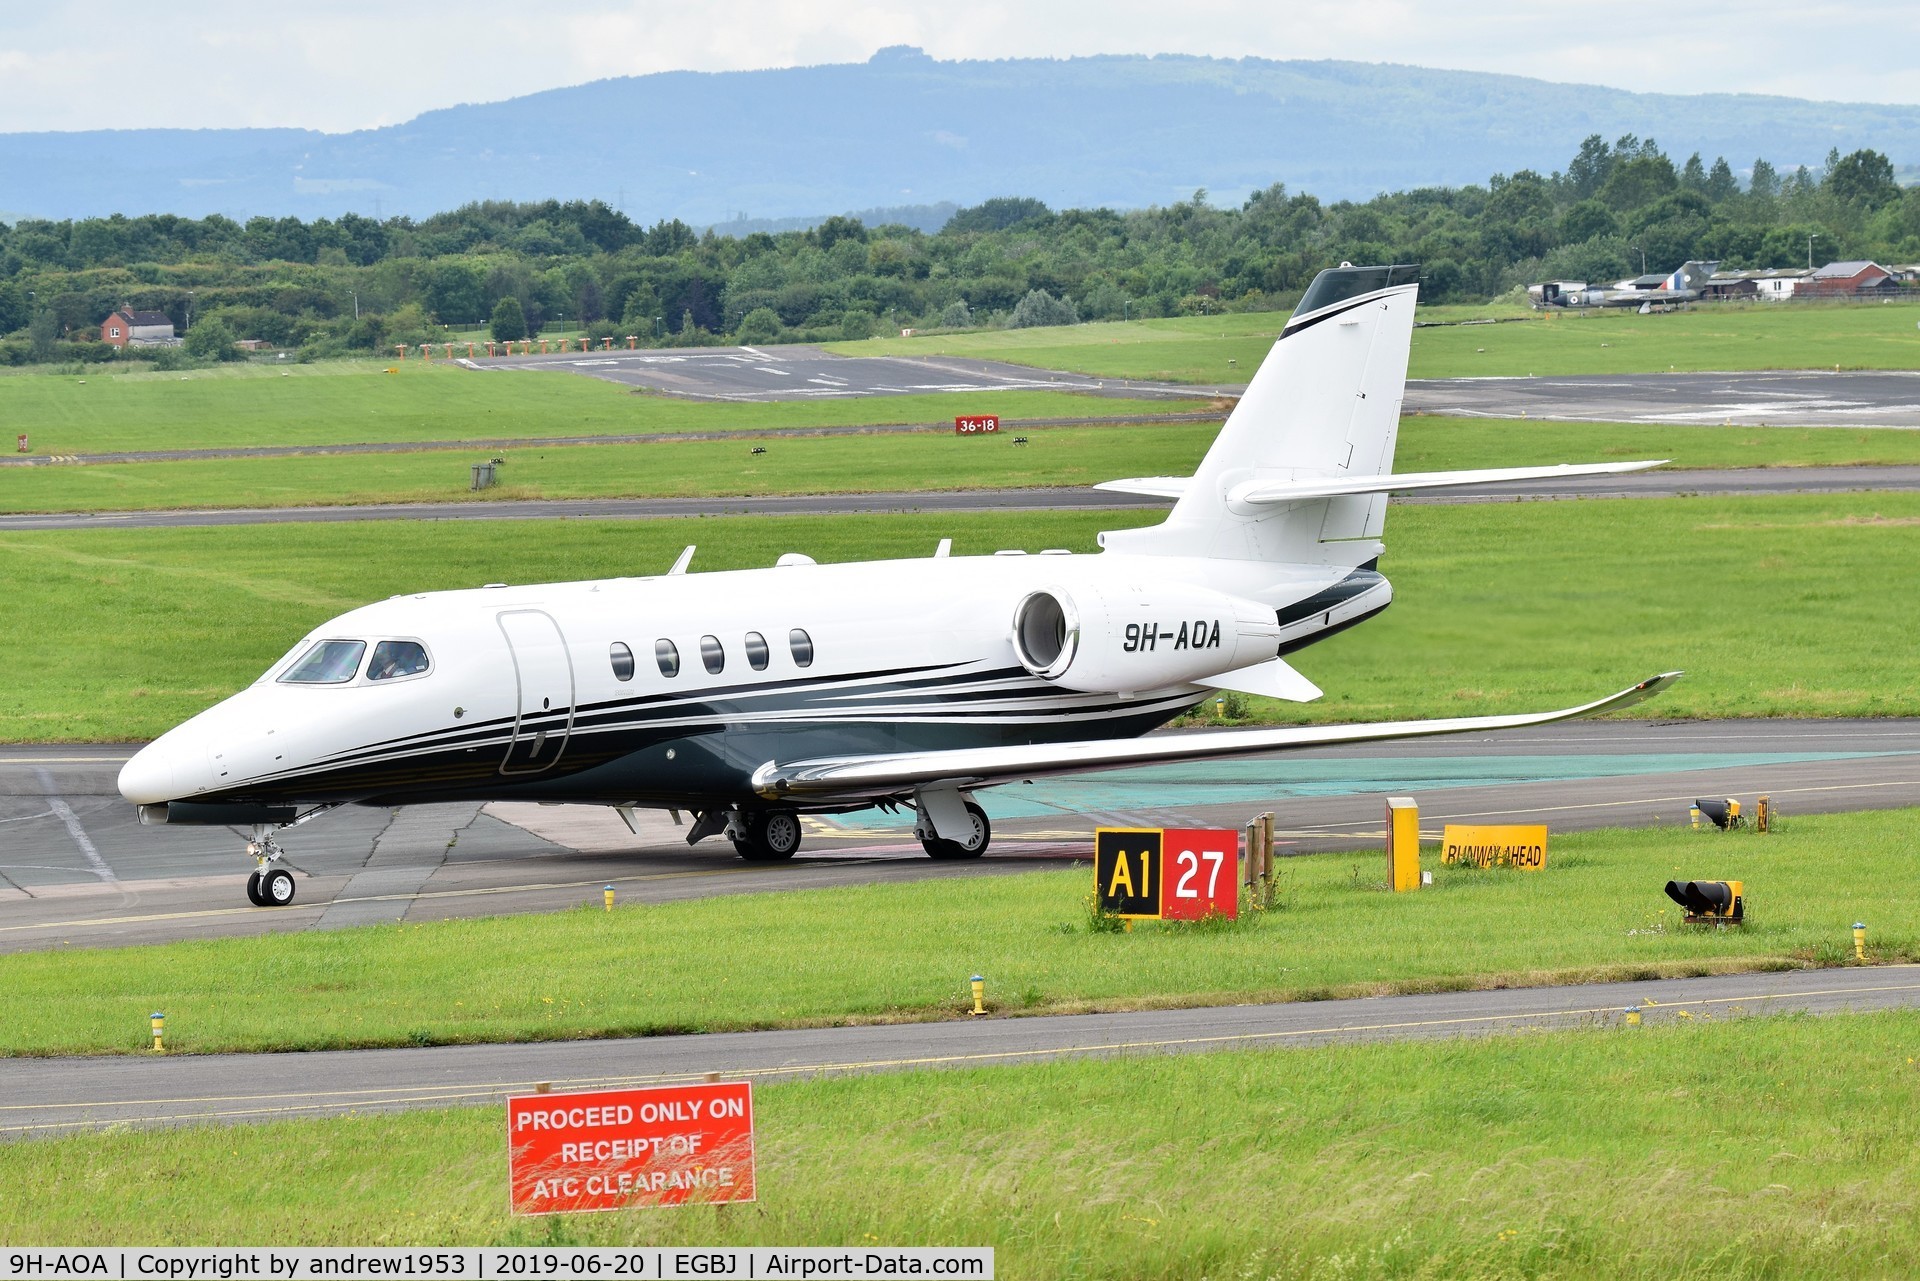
[508,1082,756,1214]
[1095,827,1239,920]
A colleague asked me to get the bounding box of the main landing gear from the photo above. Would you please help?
[918,799,991,860]
[244,826,296,906]
[731,808,804,862]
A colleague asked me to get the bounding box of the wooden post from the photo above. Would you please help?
[1259,811,1275,907]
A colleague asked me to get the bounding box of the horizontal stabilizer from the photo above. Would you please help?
[1094,476,1189,499]
[1207,658,1323,703]
[752,671,1683,801]
[1227,460,1667,506]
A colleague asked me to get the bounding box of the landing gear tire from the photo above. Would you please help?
[733,808,803,862]
[921,801,991,860]
[245,871,267,906]
[259,867,297,906]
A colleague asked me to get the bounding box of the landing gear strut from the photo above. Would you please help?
[731,808,803,861]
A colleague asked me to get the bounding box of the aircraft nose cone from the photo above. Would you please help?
[118,742,181,805]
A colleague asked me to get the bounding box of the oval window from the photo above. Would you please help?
[744,631,769,671]
[789,628,814,668]
[280,639,367,684]
[368,640,431,681]
[610,641,635,682]
[700,635,725,675]
[655,638,680,678]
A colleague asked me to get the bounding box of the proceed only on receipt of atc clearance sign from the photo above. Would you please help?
[508,1082,755,1214]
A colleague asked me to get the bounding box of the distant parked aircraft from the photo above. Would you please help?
[1529,261,1720,309]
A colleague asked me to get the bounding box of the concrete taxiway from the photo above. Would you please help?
[4,720,1916,954]
[4,965,1916,1135]
[7,465,1920,533]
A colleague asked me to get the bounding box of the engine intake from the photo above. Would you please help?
[1011,583,1281,693]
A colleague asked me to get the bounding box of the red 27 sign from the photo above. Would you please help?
[1160,828,1239,919]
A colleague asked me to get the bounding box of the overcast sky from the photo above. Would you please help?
[4,0,1917,133]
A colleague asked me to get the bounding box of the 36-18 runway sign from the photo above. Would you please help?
[508,1082,755,1214]
[1096,827,1239,920]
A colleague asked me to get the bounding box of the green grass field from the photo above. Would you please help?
[9,417,1920,515]
[0,360,1201,455]
[0,492,1912,741]
[829,300,1920,381]
[6,1009,1920,1275]
[1,808,1907,1058]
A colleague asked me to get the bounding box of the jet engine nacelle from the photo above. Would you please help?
[1010,582,1281,693]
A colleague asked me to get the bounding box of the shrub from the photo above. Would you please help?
[1009,288,1078,329]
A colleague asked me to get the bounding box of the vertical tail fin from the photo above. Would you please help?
[1102,264,1419,566]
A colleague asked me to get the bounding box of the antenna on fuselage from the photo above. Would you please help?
[667,545,696,575]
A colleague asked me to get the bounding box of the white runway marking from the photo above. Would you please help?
[36,769,116,886]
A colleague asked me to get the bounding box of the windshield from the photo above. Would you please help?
[279,639,367,684]
[368,640,431,681]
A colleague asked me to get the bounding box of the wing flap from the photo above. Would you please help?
[752,672,1683,801]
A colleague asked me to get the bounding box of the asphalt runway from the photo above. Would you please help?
[483,346,1920,427]
[4,965,1916,1135]
[470,343,1224,402]
[8,465,1920,532]
[5,719,1916,954]
[1403,370,1920,427]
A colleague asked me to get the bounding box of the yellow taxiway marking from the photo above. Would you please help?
[0,860,890,935]
[7,973,1916,1134]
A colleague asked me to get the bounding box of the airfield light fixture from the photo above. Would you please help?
[1692,798,1741,830]
[970,975,987,1016]
[1664,880,1744,925]
[1854,922,1867,960]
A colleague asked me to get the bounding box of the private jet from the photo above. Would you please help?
[119,264,1678,906]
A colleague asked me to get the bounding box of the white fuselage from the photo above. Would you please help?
[117,549,1385,815]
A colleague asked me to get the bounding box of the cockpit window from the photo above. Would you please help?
[367,640,431,681]
[279,639,367,684]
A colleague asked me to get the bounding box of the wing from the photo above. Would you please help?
[1094,461,1667,506]
[753,671,1683,802]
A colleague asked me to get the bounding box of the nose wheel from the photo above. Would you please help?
[244,829,297,907]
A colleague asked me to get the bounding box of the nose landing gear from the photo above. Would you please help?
[244,827,297,906]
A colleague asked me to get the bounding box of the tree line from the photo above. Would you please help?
[1,137,1916,365]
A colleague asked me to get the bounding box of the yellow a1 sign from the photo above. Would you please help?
[1096,827,1239,919]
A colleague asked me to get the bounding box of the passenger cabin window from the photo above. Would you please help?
[655,639,680,678]
[280,639,366,684]
[744,631,770,671]
[789,628,814,668]
[609,641,635,682]
[367,640,430,681]
[700,635,725,675]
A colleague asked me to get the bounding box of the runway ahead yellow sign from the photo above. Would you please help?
[1440,824,1548,870]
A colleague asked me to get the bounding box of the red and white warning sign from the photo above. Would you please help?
[507,1082,756,1214]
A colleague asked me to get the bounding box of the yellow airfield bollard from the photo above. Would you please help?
[970,975,987,1017]
[1854,922,1868,961]
[1689,805,1702,830]
[1624,1007,1641,1027]
[603,884,615,912]
[150,1011,165,1053]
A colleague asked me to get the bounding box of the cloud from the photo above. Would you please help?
[0,0,1915,133]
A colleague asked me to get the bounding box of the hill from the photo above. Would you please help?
[6,48,1920,224]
